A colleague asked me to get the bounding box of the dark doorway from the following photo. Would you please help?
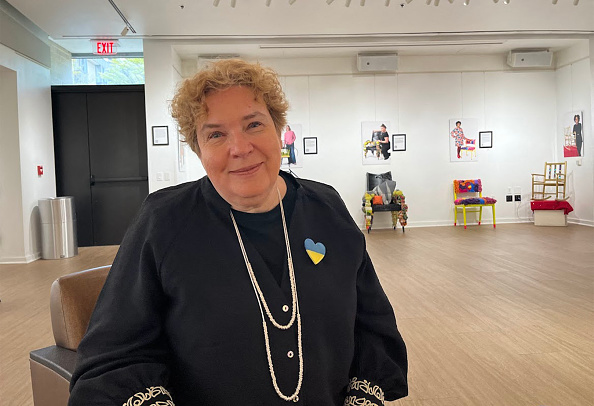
[52,85,148,246]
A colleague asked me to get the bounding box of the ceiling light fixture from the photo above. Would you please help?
[406,0,413,3]
[573,0,579,4]
[327,0,334,3]
[493,0,499,2]
[385,0,391,5]
[552,0,558,3]
[503,0,509,4]
[266,0,272,5]
[463,0,469,4]
[360,0,365,5]
[448,0,454,3]
[213,0,220,5]
[230,0,236,7]
[289,0,296,4]
[426,0,431,4]
[434,0,440,5]
[345,0,352,5]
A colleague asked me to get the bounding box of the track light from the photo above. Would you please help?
[552,0,558,3]
[573,0,579,4]
[493,0,499,2]
[120,26,129,36]
[289,0,296,4]
[406,0,413,3]
[448,0,454,3]
[327,0,334,3]
[213,0,220,5]
[360,0,365,5]
[345,0,351,5]
[503,0,509,3]
[463,0,469,4]
[266,0,271,5]
[230,0,236,7]
[385,0,390,5]
[434,0,439,5]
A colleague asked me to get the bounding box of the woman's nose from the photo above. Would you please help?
[229,131,253,156]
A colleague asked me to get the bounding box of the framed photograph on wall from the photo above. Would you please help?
[563,111,583,157]
[479,131,493,148]
[361,121,391,165]
[281,123,303,168]
[303,137,318,154]
[392,134,406,151]
[449,118,479,162]
[152,126,169,146]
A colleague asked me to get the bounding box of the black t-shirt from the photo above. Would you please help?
[231,176,297,286]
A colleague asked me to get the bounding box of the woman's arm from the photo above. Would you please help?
[345,252,408,404]
[69,201,175,405]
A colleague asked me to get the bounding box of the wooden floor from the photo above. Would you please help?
[1,224,592,406]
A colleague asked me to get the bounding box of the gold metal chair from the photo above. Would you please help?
[531,161,567,201]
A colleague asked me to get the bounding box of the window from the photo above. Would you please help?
[71,57,144,85]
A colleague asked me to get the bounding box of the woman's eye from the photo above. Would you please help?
[247,121,263,130]
[209,131,224,139]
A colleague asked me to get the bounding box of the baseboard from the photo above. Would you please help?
[568,219,594,227]
[359,217,593,230]
[0,252,41,264]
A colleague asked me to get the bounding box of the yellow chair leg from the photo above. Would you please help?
[492,204,496,228]
[478,206,483,225]
[463,206,467,229]
[454,207,458,226]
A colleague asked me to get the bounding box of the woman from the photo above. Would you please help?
[378,124,391,160]
[450,120,469,159]
[69,59,407,405]
[573,114,583,157]
[283,125,297,164]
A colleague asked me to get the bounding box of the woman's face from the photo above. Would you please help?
[196,86,282,212]
[575,116,579,123]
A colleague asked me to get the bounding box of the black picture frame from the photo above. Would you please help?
[303,137,318,154]
[392,134,406,151]
[479,131,493,148]
[152,126,169,146]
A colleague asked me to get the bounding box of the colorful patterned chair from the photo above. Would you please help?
[362,172,408,233]
[453,179,496,229]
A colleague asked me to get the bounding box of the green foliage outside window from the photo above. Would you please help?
[72,58,145,85]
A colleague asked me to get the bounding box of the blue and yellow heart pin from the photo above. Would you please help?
[304,238,326,265]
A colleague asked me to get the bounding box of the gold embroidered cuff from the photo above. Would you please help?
[122,386,175,406]
[344,377,385,406]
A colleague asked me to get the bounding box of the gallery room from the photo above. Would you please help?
[0,0,592,405]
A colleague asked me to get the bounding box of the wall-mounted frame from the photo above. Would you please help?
[479,131,493,148]
[152,126,169,146]
[392,134,406,151]
[303,137,318,154]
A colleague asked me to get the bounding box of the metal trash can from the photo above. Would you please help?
[39,197,78,259]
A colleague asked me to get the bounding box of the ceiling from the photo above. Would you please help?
[6,0,594,60]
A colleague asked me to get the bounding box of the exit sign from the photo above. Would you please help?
[92,40,118,55]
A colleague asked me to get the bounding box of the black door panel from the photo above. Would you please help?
[52,85,148,247]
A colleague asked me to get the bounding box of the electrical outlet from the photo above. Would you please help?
[506,195,513,202]
[514,194,521,202]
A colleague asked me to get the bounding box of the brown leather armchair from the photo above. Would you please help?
[29,265,110,406]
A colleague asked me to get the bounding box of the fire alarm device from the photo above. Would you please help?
[37,165,43,176]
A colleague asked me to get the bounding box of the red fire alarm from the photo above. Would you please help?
[37,165,43,176]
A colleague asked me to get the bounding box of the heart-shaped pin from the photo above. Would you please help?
[304,238,326,265]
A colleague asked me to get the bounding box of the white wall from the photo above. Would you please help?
[143,43,594,229]
[0,43,55,263]
[555,57,593,226]
[0,65,25,260]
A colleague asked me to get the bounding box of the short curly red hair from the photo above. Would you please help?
[171,59,289,155]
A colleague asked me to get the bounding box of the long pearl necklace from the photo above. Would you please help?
[230,188,303,403]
